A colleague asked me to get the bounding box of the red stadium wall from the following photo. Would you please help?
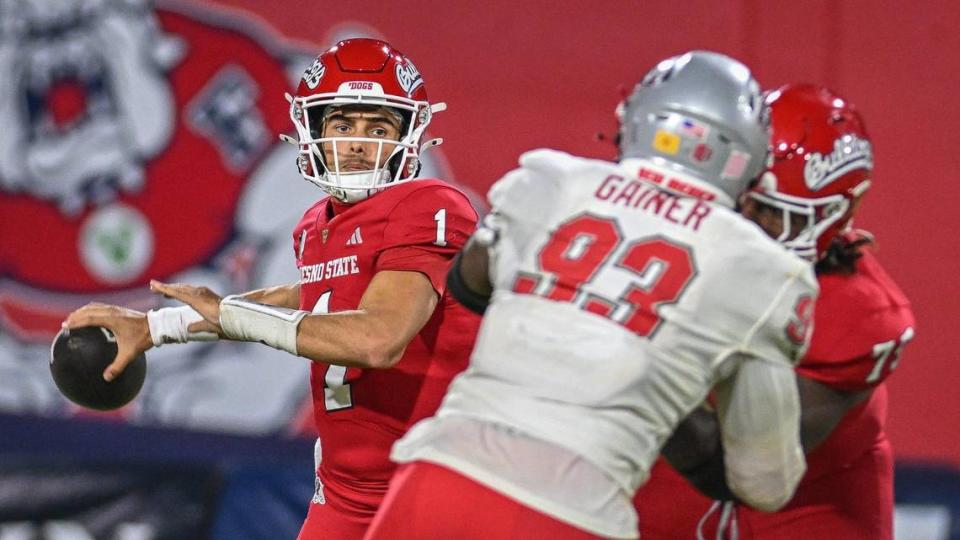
[207,0,959,464]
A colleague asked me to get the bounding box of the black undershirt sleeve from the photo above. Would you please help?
[446,251,491,315]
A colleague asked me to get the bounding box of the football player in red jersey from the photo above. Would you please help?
[64,38,481,539]
[634,84,915,540]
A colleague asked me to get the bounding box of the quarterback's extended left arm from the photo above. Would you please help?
[221,185,478,368]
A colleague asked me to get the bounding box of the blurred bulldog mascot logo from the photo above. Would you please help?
[0,0,457,435]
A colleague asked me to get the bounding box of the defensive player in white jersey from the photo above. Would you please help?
[366,52,818,540]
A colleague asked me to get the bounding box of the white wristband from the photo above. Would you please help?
[218,295,308,355]
[146,306,219,347]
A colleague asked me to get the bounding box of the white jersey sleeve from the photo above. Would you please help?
[487,150,565,219]
[715,355,804,511]
[484,150,570,257]
[701,226,816,510]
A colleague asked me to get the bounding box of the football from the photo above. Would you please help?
[49,326,147,411]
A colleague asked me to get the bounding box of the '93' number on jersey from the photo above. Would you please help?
[512,213,696,337]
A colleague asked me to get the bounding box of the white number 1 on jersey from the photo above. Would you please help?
[434,208,447,247]
[313,290,352,411]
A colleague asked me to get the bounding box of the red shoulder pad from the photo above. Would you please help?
[377,180,478,252]
[373,180,478,295]
[798,251,915,390]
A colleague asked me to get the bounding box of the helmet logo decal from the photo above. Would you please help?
[335,81,385,96]
[678,118,708,139]
[691,143,713,162]
[720,150,750,180]
[303,57,326,89]
[395,60,423,96]
[652,130,681,155]
[804,134,872,191]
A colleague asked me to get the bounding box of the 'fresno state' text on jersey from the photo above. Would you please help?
[635,248,915,540]
[291,179,480,516]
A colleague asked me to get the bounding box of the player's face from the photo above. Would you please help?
[320,105,403,171]
[740,196,808,242]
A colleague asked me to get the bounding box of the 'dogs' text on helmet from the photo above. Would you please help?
[749,84,872,260]
[618,51,769,206]
[284,38,445,203]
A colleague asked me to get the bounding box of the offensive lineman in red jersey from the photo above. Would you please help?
[64,39,480,539]
[634,84,915,540]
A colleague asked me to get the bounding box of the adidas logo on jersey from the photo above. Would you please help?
[346,227,363,246]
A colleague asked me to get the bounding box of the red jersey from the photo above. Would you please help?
[635,249,915,540]
[292,180,481,519]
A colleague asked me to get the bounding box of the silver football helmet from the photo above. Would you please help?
[618,51,769,205]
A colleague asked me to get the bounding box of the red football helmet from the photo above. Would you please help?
[749,84,873,260]
[284,38,445,202]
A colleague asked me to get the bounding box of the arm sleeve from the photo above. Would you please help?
[487,151,564,228]
[712,264,816,511]
[446,250,491,315]
[483,152,569,288]
[714,356,806,512]
[376,185,478,295]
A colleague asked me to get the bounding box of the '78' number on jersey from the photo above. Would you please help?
[512,213,697,337]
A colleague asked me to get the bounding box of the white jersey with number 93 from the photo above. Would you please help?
[393,149,818,536]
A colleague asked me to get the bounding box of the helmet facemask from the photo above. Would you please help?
[748,176,853,260]
[288,93,435,203]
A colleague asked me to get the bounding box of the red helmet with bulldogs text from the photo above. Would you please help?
[285,38,445,203]
[749,84,873,260]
